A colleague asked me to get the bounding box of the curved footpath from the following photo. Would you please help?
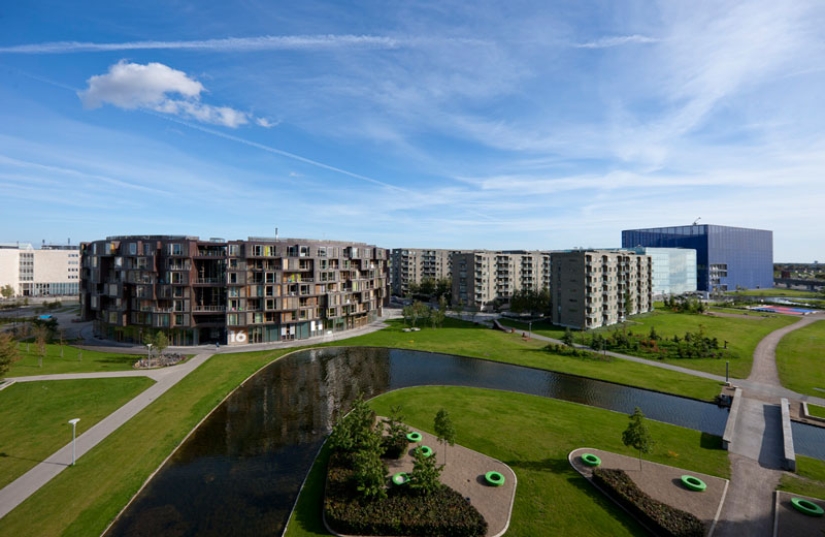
[1,310,823,533]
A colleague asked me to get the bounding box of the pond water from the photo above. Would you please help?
[792,421,825,460]
[104,347,729,537]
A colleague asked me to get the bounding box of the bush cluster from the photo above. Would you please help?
[589,326,733,361]
[592,468,705,537]
[543,343,614,362]
[324,451,487,537]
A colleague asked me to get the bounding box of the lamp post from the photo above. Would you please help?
[68,418,80,466]
[146,343,152,367]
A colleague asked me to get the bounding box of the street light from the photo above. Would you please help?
[146,343,152,367]
[68,418,80,466]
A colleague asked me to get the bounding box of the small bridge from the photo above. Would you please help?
[774,278,825,291]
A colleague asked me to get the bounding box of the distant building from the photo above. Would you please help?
[622,224,773,292]
[80,236,388,346]
[0,242,80,297]
[630,247,697,297]
[390,248,453,296]
[550,250,653,330]
[451,250,551,310]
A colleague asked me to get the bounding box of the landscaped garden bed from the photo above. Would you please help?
[592,468,705,537]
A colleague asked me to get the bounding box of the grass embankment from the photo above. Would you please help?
[733,289,822,298]
[808,405,825,419]
[779,455,825,500]
[0,377,154,489]
[477,309,795,382]
[5,344,144,377]
[333,317,722,401]
[775,320,825,396]
[286,386,730,537]
[0,348,290,537]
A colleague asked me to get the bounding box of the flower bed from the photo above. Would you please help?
[592,468,705,537]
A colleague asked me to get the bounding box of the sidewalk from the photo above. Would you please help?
[0,351,214,520]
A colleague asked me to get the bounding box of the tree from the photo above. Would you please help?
[33,325,48,368]
[623,291,634,318]
[328,393,387,501]
[0,284,14,300]
[0,333,20,378]
[433,408,456,464]
[154,332,169,366]
[58,329,66,358]
[409,445,444,496]
[328,393,379,454]
[352,428,388,501]
[402,301,430,328]
[429,297,447,328]
[382,405,410,459]
[622,407,654,470]
[562,327,574,347]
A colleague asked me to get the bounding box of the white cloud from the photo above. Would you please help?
[78,61,261,128]
[255,117,279,128]
[574,35,659,49]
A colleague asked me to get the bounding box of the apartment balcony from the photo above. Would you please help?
[194,277,224,285]
[193,305,226,313]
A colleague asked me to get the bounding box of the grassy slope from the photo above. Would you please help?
[0,348,289,537]
[592,310,796,378]
[0,377,154,489]
[778,455,825,500]
[286,386,730,537]
[500,309,797,379]
[775,320,825,396]
[5,344,144,376]
[333,318,722,401]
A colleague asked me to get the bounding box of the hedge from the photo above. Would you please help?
[592,468,705,537]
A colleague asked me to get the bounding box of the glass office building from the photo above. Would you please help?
[631,247,697,296]
[622,225,773,292]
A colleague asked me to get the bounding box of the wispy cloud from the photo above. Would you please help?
[574,34,659,49]
[79,61,267,128]
[0,34,487,54]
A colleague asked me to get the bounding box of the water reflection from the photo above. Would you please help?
[105,347,729,537]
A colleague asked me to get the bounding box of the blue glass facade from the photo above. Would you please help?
[622,225,773,292]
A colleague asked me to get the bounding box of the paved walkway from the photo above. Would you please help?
[713,314,824,537]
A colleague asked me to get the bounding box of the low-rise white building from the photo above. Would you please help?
[0,243,80,297]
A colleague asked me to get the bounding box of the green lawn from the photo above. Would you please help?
[286,386,730,537]
[335,318,723,401]
[0,377,155,489]
[808,405,825,420]
[591,310,797,379]
[5,343,146,377]
[0,348,290,537]
[498,309,798,379]
[775,320,825,396]
[732,288,822,298]
[778,455,825,500]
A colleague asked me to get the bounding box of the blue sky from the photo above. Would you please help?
[1,1,823,261]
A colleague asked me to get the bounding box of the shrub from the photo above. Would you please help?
[324,451,487,536]
[592,468,705,537]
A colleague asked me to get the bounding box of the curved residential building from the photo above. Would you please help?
[80,236,388,346]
